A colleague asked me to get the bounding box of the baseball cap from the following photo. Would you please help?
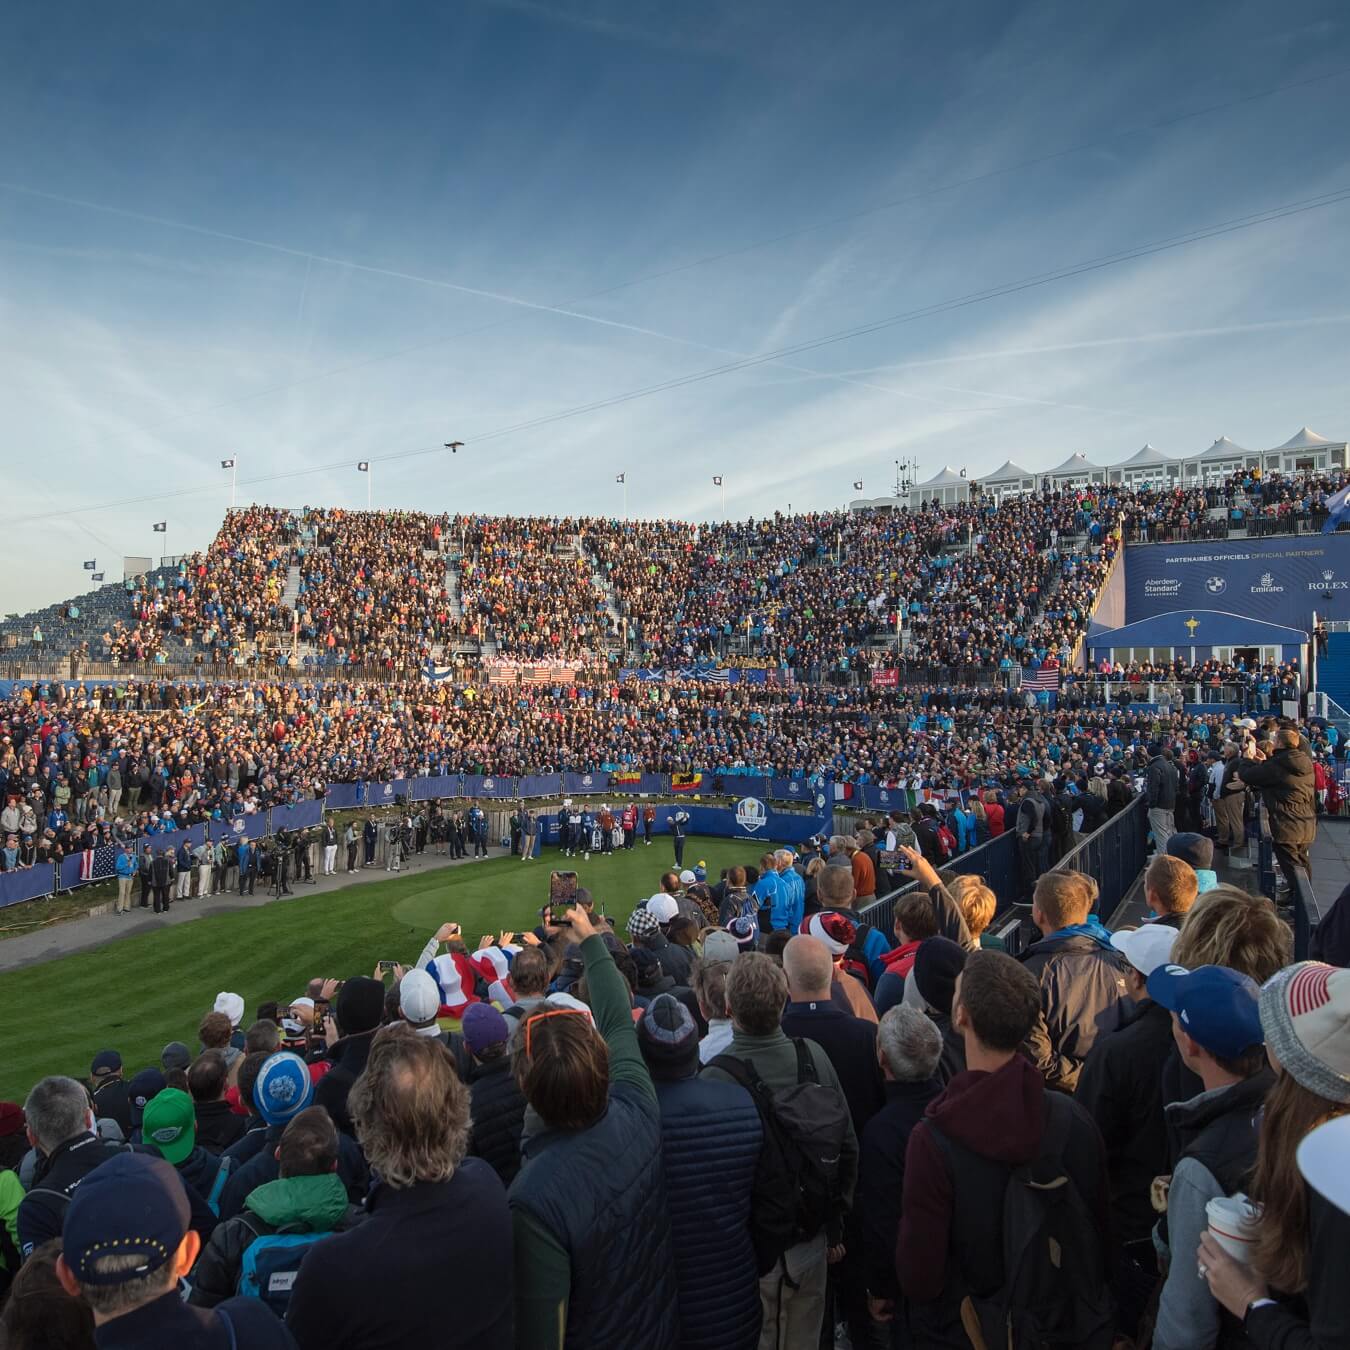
[127,1068,167,1127]
[462,1002,510,1055]
[701,930,740,965]
[1110,924,1180,979]
[678,870,696,885]
[161,1041,192,1073]
[254,1051,315,1125]
[214,992,245,1028]
[90,1049,122,1080]
[63,1153,190,1285]
[1147,964,1263,1059]
[141,1087,196,1166]
[399,969,442,1030]
[647,894,679,925]
[1167,832,1215,872]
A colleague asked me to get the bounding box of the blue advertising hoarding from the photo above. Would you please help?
[1125,534,1350,629]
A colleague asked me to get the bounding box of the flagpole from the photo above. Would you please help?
[231,458,237,512]
[623,478,628,518]
[721,478,726,519]
[367,464,372,512]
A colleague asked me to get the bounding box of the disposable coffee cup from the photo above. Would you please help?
[1205,1193,1259,1263]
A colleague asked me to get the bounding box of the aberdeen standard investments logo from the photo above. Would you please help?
[735,797,768,833]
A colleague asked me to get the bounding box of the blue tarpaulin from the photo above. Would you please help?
[271,800,324,832]
[0,865,57,909]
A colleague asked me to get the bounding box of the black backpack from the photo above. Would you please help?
[709,1040,850,1276]
[928,1092,1115,1350]
[840,920,877,992]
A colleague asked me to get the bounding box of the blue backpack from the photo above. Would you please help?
[238,1231,330,1315]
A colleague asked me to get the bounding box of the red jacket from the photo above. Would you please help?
[984,801,1005,837]
[879,939,922,980]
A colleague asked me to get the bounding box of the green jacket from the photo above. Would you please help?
[188,1172,354,1308]
[0,1169,22,1266]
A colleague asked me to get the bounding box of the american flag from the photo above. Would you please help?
[488,668,518,685]
[1022,663,1061,692]
[522,668,553,684]
[80,843,121,882]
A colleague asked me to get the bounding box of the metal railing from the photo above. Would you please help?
[1056,795,1150,920]
[857,830,1019,931]
[1255,802,1325,959]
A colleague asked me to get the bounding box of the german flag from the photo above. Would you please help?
[611,770,642,786]
[671,772,703,793]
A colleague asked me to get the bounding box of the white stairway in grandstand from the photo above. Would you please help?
[445,560,465,622]
[280,564,302,614]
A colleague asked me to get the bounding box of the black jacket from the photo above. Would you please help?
[860,1077,943,1299]
[1238,747,1316,846]
[467,1056,527,1187]
[95,1288,297,1350]
[286,1163,513,1350]
[16,1133,129,1256]
[1147,755,1179,810]
[195,1099,248,1155]
[92,1078,132,1136]
[1075,997,1173,1242]
[313,1031,377,1137]
[780,1000,885,1138]
[1020,932,1131,1093]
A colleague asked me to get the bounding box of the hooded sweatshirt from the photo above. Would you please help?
[897,1055,1108,1324]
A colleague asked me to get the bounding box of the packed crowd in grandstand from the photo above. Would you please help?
[1,466,1349,1348]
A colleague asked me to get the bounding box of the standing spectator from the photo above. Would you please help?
[151,846,172,914]
[693,956,735,1064]
[897,951,1112,1348]
[1014,782,1046,896]
[462,1003,527,1188]
[114,844,136,915]
[190,1106,361,1312]
[54,1154,295,1347]
[313,977,385,1137]
[1020,869,1131,1093]
[858,1005,943,1341]
[321,817,337,877]
[1198,961,1350,1347]
[1167,832,1219,894]
[188,1051,248,1155]
[1075,923,1180,1337]
[89,1052,130,1138]
[1143,853,1200,930]
[287,1027,511,1348]
[343,821,358,874]
[1211,742,1247,853]
[1147,964,1272,1350]
[1147,743,1180,853]
[1236,728,1317,891]
[702,953,858,1350]
[138,1089,227,1239]
[509,906,677,1350]
[637,994,763,1350]
[16,1077,128,1257]
[0,1237,95,1349]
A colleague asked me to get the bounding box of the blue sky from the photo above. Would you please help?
[2,0,1349,613]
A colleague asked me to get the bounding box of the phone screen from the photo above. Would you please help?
[549,870,578,903]
[878,850,902,869]
[377,960,398,974]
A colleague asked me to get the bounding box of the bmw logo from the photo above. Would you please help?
[1204,576,1226,595]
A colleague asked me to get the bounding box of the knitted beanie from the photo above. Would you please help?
[1260,962,1350,1105]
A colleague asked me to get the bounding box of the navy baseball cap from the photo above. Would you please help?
[62,1152,189,1285]
[90,1049,121,1080]
[127,1068,166,1128]
[1148,963,1264,1059]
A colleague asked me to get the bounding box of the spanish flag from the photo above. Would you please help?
[671,772,703,793]
[611,769,642,786]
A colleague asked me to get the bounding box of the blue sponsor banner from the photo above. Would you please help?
[411,775,459,801]
[0,865,56,909]
[137,824,206,858]
[325,783,363,809]
[461,774,514,799]
[768,777,810,803]
[366,781,401,808]
[536,800,830,846]
[563,772,610,796]
[518,774,563,799]
[857,784,921,812]
[1125,534,1350,628]
[209,814,269,843]
[271,800,324,832]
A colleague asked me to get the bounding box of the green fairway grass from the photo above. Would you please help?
[0,836,766,1102]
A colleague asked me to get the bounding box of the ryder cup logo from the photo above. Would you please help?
[815,793,826,810]
[380,784,394,800]
[788,782,800,794]
[231,818,246,836]
[1204,576,1226,595]
[482,778,495,792]
[581,774,593,787]
[735,797,768,833]
[1250,572,1284,594]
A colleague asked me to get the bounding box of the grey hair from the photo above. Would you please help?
[773,849,793,868]
[876,1005,942,1082]
[827,835,850,855]
[78,1253,176,1316]
[23,1076,91,1153]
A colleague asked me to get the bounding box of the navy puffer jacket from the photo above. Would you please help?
[654,1075,762,1350]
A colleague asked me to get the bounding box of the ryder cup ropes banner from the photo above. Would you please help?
[1124,534,1350,628]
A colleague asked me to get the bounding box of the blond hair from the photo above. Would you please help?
[1171,884,1291,982]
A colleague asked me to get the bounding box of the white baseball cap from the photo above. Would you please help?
[647,894,680,924]
[678,870,696,885]
[1109,924,1179,978]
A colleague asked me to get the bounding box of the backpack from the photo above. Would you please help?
[709,1040,850,1276]
[840,921,876,991]
[927,1093,1115,1350]
[1047,796,1072,838]
[238,1229,331,1315]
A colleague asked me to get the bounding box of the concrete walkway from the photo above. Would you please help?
[0,847,507,976]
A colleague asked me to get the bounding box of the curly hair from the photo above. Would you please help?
[349,1025,468,1189]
